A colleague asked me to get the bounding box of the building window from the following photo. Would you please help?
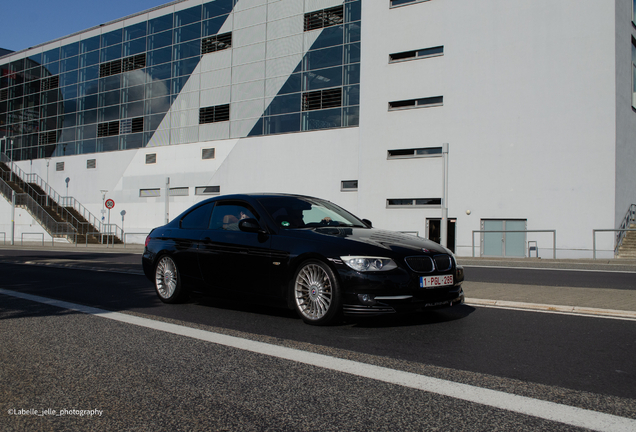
[390,0,430,8]
[304,6,344,31]
[200,104,230,124]
[389,46,443,63]
[169,187,189,196]
[201,32,232,54]
[202,148,215,160]
[302,88,342,111]
[145,153,157,164]
[97,121,119,137]
[87,159,96,169]
[388,96,443,111]
[195,186,220,195]
[39,131,57,145]
[388,147,442,159]
[41,75,59,91]
[387,198,441,207]
[140,188,161,197]
[341,180,358,191]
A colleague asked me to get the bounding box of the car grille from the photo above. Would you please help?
[405,256,434,273]
[405,255,453,273]
[433,254,452,271]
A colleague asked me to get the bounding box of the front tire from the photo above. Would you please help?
[293,260,341,325]
[154,255,185,303]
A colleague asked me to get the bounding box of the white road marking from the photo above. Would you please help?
[2,288,635,432]
[461,264,636,274]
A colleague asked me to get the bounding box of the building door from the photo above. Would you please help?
[481,219,526,257]
[427,218,456,253]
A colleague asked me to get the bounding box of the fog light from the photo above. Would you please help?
[358,294,376,305]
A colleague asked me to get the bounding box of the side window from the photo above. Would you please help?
[208,202,257,231]
[180,203,214,229]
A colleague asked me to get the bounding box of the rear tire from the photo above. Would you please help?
[154,255,185,303]
[292,259,342,325]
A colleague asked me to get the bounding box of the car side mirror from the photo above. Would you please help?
[239,218,266,234]
[362,219,372,228]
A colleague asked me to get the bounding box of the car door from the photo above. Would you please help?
[170,201,215,286]
[197,200,272,295]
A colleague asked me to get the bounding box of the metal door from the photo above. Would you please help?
[481,219,527,257]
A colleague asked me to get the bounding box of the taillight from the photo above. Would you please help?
[145,235,151,248]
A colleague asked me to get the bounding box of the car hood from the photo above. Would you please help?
[287,227,450,255]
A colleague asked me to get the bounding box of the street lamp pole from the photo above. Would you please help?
[440,143,449,248]
[0,137,12,181]
[8,138,14,183]
[65,177,70,205]
[45,158,50,207]
[100,190,108,229]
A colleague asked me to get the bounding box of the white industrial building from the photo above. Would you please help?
[1,0,635,258]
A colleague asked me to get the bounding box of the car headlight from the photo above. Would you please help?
[340,256,398,272]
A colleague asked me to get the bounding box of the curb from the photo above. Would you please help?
[466,298,636,320]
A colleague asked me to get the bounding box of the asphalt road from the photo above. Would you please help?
[1,250,636,431]
[464,266,636,290]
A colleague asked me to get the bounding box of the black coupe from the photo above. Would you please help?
[142,194,464,325]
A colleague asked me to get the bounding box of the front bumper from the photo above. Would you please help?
[338,264,465,316]
[342,287,465,316]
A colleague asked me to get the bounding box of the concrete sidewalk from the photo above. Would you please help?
[458,257,636,320]
[2,242,635,319]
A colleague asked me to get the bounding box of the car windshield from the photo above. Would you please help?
[258,196,367,229]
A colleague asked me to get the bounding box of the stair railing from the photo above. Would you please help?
[0,177,77,241]
[615,204,636,254]
[1,152,122,241]
[0,159,90,235]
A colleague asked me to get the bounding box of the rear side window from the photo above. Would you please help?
[180,203,214,229]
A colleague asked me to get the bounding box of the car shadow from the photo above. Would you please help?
[188,293,299,320]
[345,304,476,328]
[188,292,475,329]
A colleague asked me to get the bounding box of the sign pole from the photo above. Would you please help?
[104,199,115,247]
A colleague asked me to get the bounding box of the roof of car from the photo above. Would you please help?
[212,193,322,200]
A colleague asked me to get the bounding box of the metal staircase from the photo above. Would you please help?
[0,153,122,245]
[616,204,636,259]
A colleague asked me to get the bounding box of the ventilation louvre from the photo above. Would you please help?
[199,105,230,124]
[201,32,232,54]
[202,148,215,160]
[97,121,119,137]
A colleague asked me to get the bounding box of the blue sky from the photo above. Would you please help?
[1,0,169,53]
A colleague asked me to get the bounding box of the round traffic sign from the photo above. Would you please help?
[105,199,115,209]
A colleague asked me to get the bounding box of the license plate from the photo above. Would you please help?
[420,275,454,288]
